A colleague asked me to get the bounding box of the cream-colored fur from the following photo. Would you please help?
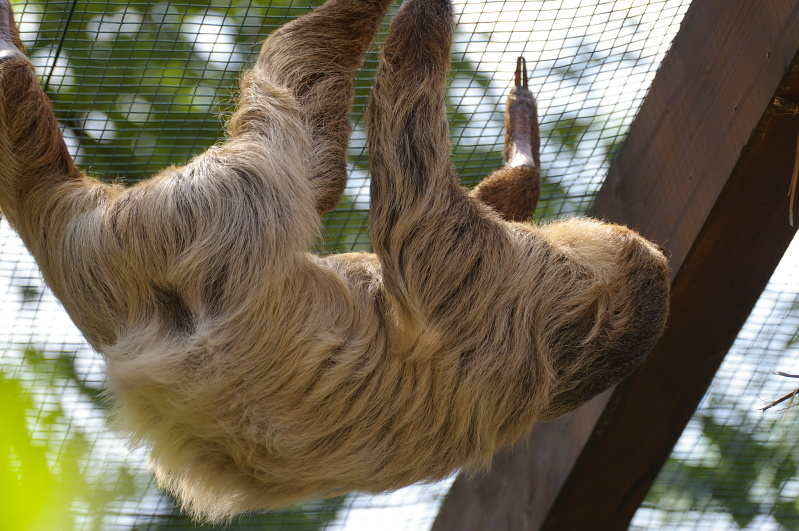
[0,0,669,522]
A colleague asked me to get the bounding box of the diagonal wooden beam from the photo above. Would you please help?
[434,1,799,529]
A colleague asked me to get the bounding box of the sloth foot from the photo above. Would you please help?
[507,56,537,169]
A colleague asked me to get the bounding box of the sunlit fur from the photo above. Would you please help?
[0,0,669,523]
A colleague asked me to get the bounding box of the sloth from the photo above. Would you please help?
[0,0,669,523]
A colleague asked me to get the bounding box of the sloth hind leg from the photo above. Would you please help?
[238,0,392,214]
[368,0,512,335]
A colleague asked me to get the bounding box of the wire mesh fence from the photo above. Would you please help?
[631,234,799,530]
[12,0,785,529]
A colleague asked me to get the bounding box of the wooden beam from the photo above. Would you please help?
[432,391,613,531]
[434,1,799,529]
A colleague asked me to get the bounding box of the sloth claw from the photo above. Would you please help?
[514,56,528,90]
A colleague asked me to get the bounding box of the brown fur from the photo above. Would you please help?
[471,77,541,221]
[0,0,669,523]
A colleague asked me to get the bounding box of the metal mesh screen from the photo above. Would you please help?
[2,0,695,529]
[631,235,799,530]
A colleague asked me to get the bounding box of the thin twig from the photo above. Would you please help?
[774,97,799,226]
[761,388,799,411]
[791,135,799,227]
[761,372,799,411]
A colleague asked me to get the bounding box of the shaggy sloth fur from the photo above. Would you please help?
[0,0,669,522]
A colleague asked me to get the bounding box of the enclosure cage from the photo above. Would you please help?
[4,0,799,530]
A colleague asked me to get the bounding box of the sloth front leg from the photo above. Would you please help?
[0,1,131,346]
[0,0,98,234]
[470,57,541,222]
